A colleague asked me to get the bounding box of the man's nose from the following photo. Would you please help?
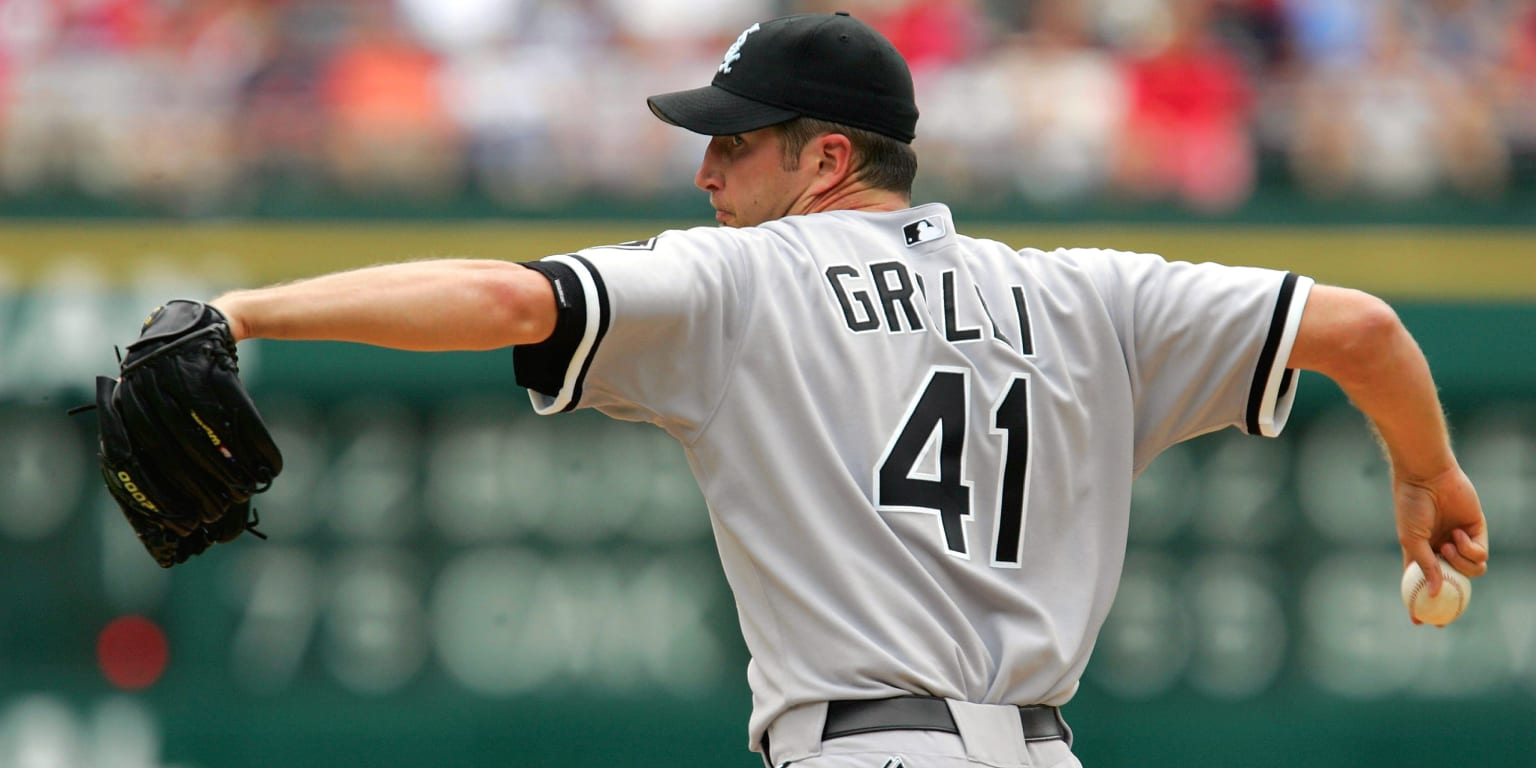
[695,142,723,192]
[695,159,720,193]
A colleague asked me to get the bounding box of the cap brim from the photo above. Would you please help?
[647,85,799,136]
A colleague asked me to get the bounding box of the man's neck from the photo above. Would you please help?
[801,181,910,216]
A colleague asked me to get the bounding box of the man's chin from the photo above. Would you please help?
[717,214,761,229]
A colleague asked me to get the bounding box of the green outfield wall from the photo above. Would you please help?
[0,225,1532,768]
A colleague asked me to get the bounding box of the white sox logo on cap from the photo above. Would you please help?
[648,13,919,143]
[719,22,760,74]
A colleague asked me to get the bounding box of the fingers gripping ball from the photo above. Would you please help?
[1401,556,1472,627]
[84,300,283,567]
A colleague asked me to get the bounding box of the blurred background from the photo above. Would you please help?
[0,0,1532,219]
[0,0,1533,767]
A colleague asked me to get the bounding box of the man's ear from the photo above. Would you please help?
[807,133,854,195]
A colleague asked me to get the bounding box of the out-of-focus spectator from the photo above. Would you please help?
[1280,0,1379,68]
[439,40,570,208]
[991,0,1127,205]
[0,0,62,129]
[1288,4,1508,200]
[1414,0,1505,74]
[1414,0,1513,198]
[603,0,772,46]
[1113,0,1256,212]
[1091,0,1173,52]
[792,0,986,73]
[1,0,1532,215]
[1211,0,1292,73]
[127,0,268,213]
[58,0,163,50]
[908,45,1015,204]
[0,0,161,197]
[876,0,987,73]
[0,0,56,64]
[584,40,717,199]
[1284,3,1511,201]
[581,0,740,199]
[1492,0,1536,154]
[395,0,526,54]
[437,0,616,208]
[319,1,462,199]
[235,3,335,201]
[517,0,618,49]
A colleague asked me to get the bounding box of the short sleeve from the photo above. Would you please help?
[512,229,751,440]
[1075,249,1313,470]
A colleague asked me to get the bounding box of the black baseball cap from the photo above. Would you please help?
[647,12,918,144]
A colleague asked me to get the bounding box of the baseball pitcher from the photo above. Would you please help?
[86,12,1488,768]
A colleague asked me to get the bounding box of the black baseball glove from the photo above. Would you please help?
[76,300,283,567]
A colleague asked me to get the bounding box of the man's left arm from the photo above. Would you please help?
[212,259,557,350]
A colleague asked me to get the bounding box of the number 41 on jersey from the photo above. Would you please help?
[876,367,1031,569]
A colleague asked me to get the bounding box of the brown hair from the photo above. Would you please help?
[773,117,917,197]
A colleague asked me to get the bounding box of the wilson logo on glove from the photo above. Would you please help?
[190,409,235,459]
[71,300,283,568]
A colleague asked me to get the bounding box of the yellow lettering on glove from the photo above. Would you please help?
[190,410,235,459]
[190,410,222,447]
[115,471,160,512]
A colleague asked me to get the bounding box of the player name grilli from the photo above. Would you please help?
[824,261,1033,353]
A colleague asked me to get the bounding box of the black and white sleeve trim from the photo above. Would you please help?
[512,254,610,414]
[1245,273,1313,437]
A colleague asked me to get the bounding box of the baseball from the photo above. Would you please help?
[1400,556,1472,627]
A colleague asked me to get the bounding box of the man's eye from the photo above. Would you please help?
[730,135,745,148]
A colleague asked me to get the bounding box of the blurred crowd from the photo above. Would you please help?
[0,0,1533,216]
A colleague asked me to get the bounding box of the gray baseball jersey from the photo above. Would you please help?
[513,202,1313,749]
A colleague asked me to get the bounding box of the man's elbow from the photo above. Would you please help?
[1297,287,1407,386]
[1335,288,1402,345]
[1308,288,1406,380]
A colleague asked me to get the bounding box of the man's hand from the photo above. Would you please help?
[1395,466,1488,597]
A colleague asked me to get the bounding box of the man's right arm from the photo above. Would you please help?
[1286,284,1489,598]
[212,259,557,352]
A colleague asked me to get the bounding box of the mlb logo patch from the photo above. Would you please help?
[903,217,945,246]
